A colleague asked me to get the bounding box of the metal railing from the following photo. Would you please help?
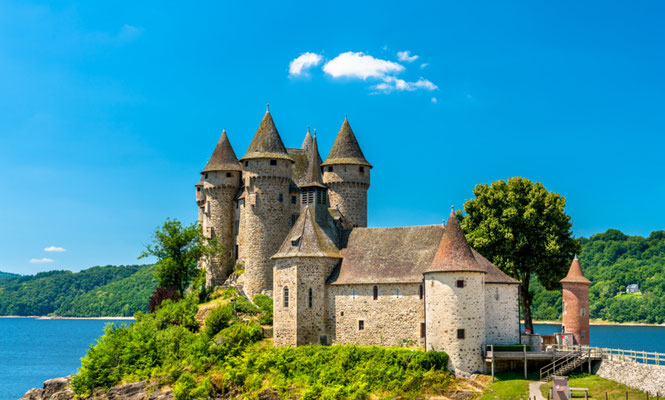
[552,344,665,366]
[540,349,584,381]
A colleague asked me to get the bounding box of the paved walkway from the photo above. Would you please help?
[528,381,547,400]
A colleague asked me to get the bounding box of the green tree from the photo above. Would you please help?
[140,219,223,296]
[460,177,580,333]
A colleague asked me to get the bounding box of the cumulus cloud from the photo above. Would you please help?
[397,51,419,63]
[44,246,66,252]
[30,258,54,264]
[323,52,404,79]
[371,76,438,93]
[289,52,323,77]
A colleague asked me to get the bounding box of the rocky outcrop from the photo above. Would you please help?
[20,377,173,400]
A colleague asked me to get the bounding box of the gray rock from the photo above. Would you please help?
[20,377,173,400]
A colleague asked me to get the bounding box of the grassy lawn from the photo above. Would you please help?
[479,372,536,400]
[540,374,648,399]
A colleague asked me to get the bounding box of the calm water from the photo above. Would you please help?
[1,320,665,400]
[0,318,130,400]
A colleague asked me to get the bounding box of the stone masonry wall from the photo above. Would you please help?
[237,158,292,299]
[562,282,590,345]
[484,284,520,345]
[425,272,486,374]
[597,358,665,396]
[323,165,369,228]
[327,283,425,347]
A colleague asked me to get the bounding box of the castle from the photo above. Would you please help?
[196,107,525,374]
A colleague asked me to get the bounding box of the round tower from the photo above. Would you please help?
[200,130,242,286]
[561,255,591,345]
[424,208,486,375]
[237,108,294,299]
[322,116,372,228]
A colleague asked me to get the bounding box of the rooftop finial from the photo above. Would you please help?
[574,253,579,260]
[266,103,270,112]
[313,128,317,138]
[451,205,455,212]
[222,129,226,134]
[345,113,348,120]
[307,125,310,132]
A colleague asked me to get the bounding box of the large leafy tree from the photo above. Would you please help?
[140,219,223,296]
[460,177,580,332]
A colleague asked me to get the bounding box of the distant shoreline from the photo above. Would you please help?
[530,320,665,327]
[0,315,135,320]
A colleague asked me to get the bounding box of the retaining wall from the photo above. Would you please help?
[596,358,665,396]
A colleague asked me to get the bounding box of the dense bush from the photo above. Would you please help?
[253,294,273,325]
[203,303,234,338]
[148,287,181,313]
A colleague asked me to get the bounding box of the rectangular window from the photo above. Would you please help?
[270,159,277,166]
[358,320,364,331]
[457,329,465,339]
[226,172,232,178]
[395,288,401,298]
[328,166,333,172]
[291,196,296,204]
[278,193,283,202]
[244,161,248,167]
[421,323,426,338]
[373,286,378,300]
[359,166,365,175]
[197,187,201,192]
[235,245,238,260]
[204,173,208,178]
[580,308,585,316]
[316,190,323,204]
[290,214,298,226]
[351,288,356,299]
[419,284,424,300]
[283,287,289,307]
[308,288,313,308]
[456,280,465,288]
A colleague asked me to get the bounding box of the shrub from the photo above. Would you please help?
[253,294,273,325]
[148,287,180,313]
[203,304,233,338]
[234,296,259,315]
[154,299,199,332]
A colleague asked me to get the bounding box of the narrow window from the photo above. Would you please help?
[359,166,365,175]
[244,161,248,167]
[235,245,238,260]
[197,187,201,192]
[457,329,465,339]
[283,287,289,307]
[278,193,283,202]
[581,330,586,339]
[494,287,500,301]
[308,288,313,308]
[580,308,585,317]
[290,214,297,227]
[351,288,356,299]
[395,288,401,298]
[209,227,216,238]
[358,320,364,331]
[226,172,232,178]
[456,279,465,288]
[421,323,426,338]
[373,286,378,300]
[340,311,344,316]
[291,196,296,204]
[328,166,333,172]
[419,284,424,300]
[270,159,277,166]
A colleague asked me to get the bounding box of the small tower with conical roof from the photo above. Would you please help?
[424,208,486,374]
[301,127,313,151]
[199,130,242,286]
[322,116,372,228]
[236,107,295,299]
[561,255,591,345]
[272,137,340,346]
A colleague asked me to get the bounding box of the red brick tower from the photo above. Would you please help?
[561,255,591,345]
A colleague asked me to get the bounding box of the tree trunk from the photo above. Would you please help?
[520,279,534,334]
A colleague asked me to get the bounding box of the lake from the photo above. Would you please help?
[1,319,665,400]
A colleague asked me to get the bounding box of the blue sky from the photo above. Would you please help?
[1,0,664,274]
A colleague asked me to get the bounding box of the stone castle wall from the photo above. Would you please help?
[323,165,369,228]
[327,283,425,347]
[484,284,520,344]
[597,358,665,396]
[562,282,590,345]
[237,158,292,299]
[425,272,486,374]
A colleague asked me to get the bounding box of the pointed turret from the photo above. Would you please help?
[273,206,340,259]
[425,208,485,274]
[202,130,242,173]
[302,135,326,188]
[322,116,372,167]
[240,108,293,162]
[560,254,591,285]
[301,127,313,151]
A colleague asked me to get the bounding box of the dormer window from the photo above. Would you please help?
[291,236,301,247]
[270,159,277,166]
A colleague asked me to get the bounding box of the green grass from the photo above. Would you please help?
[540,374,648,399]
[479,372,535,400]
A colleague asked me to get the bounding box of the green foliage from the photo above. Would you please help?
[0,271,20,279]
[0,265,155,316]
[532,229,665,324]
[203,304,233,338]
[460,177,580,330]
[253,294,273,325]
[140,219,223,296]
[71,298,451,399]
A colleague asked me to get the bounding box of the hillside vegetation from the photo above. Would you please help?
[0,264,156,317]
[0,271,20,279]
[531,229,665,324]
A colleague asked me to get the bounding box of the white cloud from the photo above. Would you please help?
[289,52,323,77]
[420,63,429,69]
[30,258,54,264]
[397,51,419,63]
[371,77,438,93]
[323,52,404,80]
[44,246,66,252]
[431,97,438,103]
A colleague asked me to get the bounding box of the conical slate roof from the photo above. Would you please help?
[202,130,242,173]
[560,255,591,285]
[301,127,313,151]
[302,135,326,188]
[272,206,341,259]
[240,110,293,162]
[424,209,485,274]
[322,117,372,167]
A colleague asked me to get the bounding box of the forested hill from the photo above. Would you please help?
[0,271,20,279]
[0,264,157,317]
[532,229,665,324]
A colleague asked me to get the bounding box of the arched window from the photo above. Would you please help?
[308,288,313,308]
[283,287,289,307]
[373,286,378,300]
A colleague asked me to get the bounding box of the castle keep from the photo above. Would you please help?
[196,108,522,374]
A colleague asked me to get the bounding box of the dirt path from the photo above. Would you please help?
[528,381,547,400]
